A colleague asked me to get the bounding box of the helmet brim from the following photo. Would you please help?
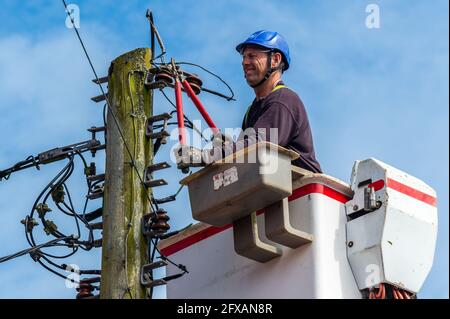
[235,42,290,71]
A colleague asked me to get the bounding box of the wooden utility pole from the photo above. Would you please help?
[101,48,153,299]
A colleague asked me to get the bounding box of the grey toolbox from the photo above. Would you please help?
[180,142,299,226]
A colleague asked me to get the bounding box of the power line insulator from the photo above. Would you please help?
[186,74,203,95]
[76,281,95,299]
[142,209,171,238]
[151,209,170,234]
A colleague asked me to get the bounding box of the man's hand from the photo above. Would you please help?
[211,131,233,148]
[174,145,206,172]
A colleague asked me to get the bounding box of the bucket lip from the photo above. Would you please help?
[180,142,299,185]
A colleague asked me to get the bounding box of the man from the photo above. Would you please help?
[175,30,322,173]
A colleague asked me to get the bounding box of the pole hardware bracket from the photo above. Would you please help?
[140,260,168,288]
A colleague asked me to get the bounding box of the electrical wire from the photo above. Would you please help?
[25,157,74,248]
[146,221,191,299]
[0,236,72,264]
[62,0,155,214]
[367,283,416,300]
[1,3,190,297]
[58,4,231,297]
[160,88,209,143]
[37,258,79,283]
[3,153,100,282]
[152,61,235,101]
[176,61,235,101]
[147,237,159,299]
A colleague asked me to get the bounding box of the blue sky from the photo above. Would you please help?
[0,0,448,299]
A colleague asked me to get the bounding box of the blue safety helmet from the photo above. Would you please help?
[236,30,290,71]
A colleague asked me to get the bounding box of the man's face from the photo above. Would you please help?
[241,46,270,87]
